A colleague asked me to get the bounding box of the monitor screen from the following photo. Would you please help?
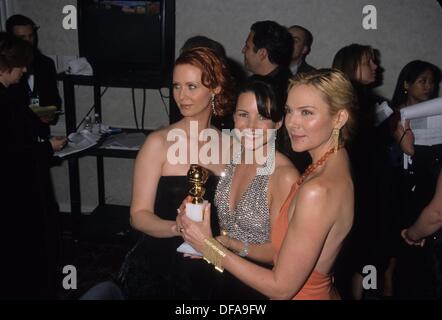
[78,0,175,86]
[81,0,162,66]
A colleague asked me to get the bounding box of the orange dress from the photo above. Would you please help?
[271,183,340,300]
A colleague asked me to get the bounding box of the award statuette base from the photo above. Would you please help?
[176,201,207,257]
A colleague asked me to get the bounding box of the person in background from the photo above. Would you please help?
[7,16,67,291]
[242,20,311,173]
[242,20,293,101]
[390,60,441,299]
[332,43,391,299]
[402,170,442,247]
[287,25,316,75]
[0,31,65,299]
[391,60,441,157]
[6,14,62,136]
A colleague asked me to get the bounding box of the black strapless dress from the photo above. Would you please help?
[117,175,222,299]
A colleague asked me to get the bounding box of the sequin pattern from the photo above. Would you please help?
[215,146,275,244]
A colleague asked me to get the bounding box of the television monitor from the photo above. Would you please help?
[77,0,175,87]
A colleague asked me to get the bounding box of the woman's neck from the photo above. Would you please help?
[309,140,335,164]
[181,113,212,136]
[405,96,420,107]
[239,141,273,166]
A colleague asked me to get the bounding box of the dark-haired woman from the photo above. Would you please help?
[332,44,393,299]
[200,75,298,299]
[390,60,441,299]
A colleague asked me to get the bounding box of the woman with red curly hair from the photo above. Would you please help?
[81,47,237,299]
[123,47,238,299]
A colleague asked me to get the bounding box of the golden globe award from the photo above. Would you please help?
[176,164,209,256]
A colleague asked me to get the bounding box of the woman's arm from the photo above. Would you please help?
[216,235,274,264]
[393,120,414,156]
[130,131,181,238]
[402,171,442,245]
[182,181,336,299]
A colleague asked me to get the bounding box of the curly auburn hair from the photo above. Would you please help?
[175,47,236,117]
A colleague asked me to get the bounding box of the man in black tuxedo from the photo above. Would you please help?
[242,21,311,172]
[288,25,316,76]
[6,14,62,137]
[242,20,293,108]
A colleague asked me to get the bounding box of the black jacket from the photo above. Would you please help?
[9,50,62,136]
[25,50,61,109]
[1,83,57,299]
[297,60,316,74]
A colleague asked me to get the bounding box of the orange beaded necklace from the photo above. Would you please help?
[296,146,342,186]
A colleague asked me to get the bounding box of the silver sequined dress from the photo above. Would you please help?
[215,147,275,245]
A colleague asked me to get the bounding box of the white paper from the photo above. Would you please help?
[400,97,442,120]
[401,97,442,146]
[54,130,101,158]
[412,128,442,146]
[100,132,146,150]
[375,101,393,126]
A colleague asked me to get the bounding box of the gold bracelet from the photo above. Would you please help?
[203,238,227,272]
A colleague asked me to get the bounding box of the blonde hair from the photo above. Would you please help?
[288,69,356,142]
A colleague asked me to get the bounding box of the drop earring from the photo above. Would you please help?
[211,93,217,115]
[332,128,340,152]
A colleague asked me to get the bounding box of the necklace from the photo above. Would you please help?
[296,146,341,186]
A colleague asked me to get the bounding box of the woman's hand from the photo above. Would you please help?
[401,229,425,247]
[174,196,192,236]
[50,136,67,152]
[181,203,213,253]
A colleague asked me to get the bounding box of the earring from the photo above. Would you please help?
[404,89,408,95]
[332,128,340,152]
[211,93,217,116]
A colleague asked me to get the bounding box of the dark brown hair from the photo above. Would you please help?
[332,44,374,83]
[0,32,33,72]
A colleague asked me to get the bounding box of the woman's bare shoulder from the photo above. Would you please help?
[275,151,295,167]
[274,152,299,177]
[138,126,177,158]
[271,152,299,190]
[145,123,185,145]
[297,177,335,209]
[142,130,166,149]
[297,170,351,217]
